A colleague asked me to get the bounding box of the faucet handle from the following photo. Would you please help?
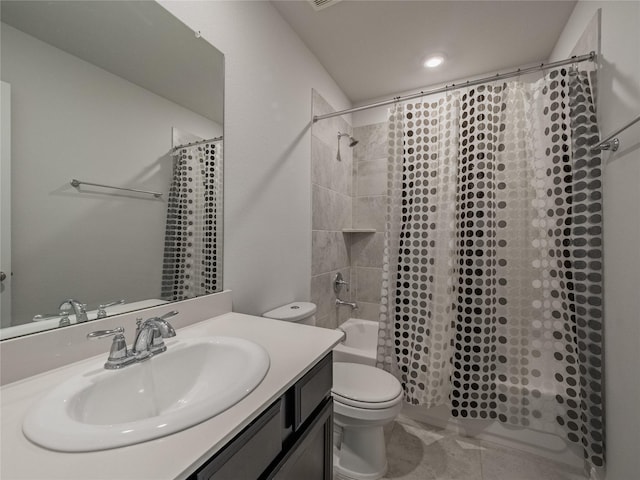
[96,299,125,318]
[32,312,62,321]
[87,327,125,339]
[59,299,89,323]
[87,327,135,369]
[33,309,73,327]
[333,272,350,293]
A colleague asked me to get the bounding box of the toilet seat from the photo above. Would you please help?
[332,362,403,410]
[333,390,403,410]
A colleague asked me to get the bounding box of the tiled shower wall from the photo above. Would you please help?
[310,90,354,329]
[311,91,387,328]
[350,122,388,321]
[310,89,388,328]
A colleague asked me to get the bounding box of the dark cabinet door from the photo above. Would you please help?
[193,400,282,480]
[187,353,334,480]
[268,397,333,480]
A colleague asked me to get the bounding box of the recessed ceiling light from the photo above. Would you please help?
[424,54,445,68]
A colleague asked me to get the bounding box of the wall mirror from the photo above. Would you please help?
[0,1,224,340]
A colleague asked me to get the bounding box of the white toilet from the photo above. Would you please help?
[262,301,317,325]
[263,303,402,480]
[332,362,403,480]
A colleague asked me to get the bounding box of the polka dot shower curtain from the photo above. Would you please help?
[161,140,223,301]
[377,69,605,469]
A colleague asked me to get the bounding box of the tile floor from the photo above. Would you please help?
[381,415,588,480]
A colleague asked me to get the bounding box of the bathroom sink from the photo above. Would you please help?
[23,337,270,452]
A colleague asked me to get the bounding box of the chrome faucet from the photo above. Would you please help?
[59,298,89,323]
[87,311,178,369]
[87,327,136,369]
[132,311,178,361]
[334,273,358,310]
[96,299,125,319]
[33,309,72,327]
[335,298,358,310]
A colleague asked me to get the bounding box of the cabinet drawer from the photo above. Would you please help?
[294,353,332,430]
[195,399,282,480]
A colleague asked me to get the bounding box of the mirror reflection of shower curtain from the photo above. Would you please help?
[378,69,604,471]
[161,140,223,301]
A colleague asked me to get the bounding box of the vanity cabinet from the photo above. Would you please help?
[188,353,333,480]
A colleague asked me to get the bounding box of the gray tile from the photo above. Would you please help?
[352,156,358,199]
[311,90,336,147]
[356,157,387,196]
[312,89,332,116]
[312,132,352,197]
[384,420,397,444]
[480,443,587,480]
[310,272,332,320]
[312,184,331,231]
[421,436,483,480]
[354,196,386,231]
[311,90,352,155]
[386,421,427,466]
[382,416,587,480]
[315,314,335,330]
[354,123,388,162]
[334,231,351,270]
[353,301,380,321]
[336,116,352,142]
[383,457,432,480]
[311,135,332,189]
[385,422,483,480]
[336,192,353,230]
[311,231,350,275]
[351,232,384,268]
[338,301,356,324]
[332,143,352,196]
[311,230,332,276]
[355,267,383,304]
[312,185,351,231]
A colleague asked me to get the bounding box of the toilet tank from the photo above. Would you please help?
[262,302,317,326]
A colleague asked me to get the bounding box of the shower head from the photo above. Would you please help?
[337,132,358,161]
[338,132,359,147]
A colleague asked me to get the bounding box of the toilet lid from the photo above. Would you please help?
[262,302,317,322]
[332,362,402,404]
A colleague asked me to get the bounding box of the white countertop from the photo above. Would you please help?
[0,312,343,480]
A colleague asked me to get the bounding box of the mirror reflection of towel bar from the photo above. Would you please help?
[70,179,163,198]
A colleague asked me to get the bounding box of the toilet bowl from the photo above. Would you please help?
[263,303,402,479]
[332,361,403,480]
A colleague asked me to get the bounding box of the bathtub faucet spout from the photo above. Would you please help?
[336,298,358,310]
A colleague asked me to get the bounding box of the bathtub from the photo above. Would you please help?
[332,317,584,469]
[333,318,378,366]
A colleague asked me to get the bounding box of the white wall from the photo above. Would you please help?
[1,23,221,325]
[160,1,351,316]
[551,2,640,479]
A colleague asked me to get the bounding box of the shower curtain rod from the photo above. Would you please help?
[313,51,596,123]
[591,114,640,152]
[172,135,223,151]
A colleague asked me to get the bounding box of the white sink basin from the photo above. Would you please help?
[23,336,270,452]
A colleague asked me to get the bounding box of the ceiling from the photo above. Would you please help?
[272,0,577,104]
